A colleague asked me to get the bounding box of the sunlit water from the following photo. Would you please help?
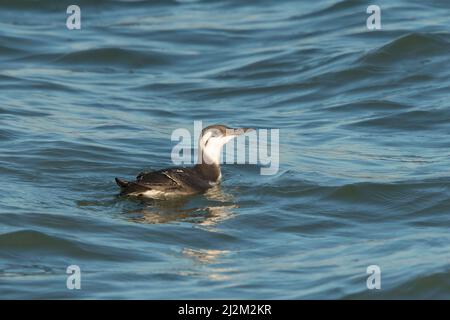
[0,0,449,299]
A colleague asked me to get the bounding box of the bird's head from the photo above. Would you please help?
[198,124,253,166]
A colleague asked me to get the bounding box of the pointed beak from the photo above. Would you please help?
[227,127,255,137]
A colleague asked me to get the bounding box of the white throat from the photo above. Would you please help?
[197,132,234,166]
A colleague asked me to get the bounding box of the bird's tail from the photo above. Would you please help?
[115,177,129,188]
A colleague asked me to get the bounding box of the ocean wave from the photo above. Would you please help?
[54,47,177,68]
[343,269,450,299]
[344,109,450,131]
[0,229,145,261]
[323,100,410,113]
[0,0,180,11]
[358,32,450,65]
[290,0,360,21]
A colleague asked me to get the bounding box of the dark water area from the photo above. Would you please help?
[0,0,449,299]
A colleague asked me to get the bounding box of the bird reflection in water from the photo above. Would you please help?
[122,186,235,280]
[180,247,232,281]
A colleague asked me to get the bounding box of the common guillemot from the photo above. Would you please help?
[115,124,253,199]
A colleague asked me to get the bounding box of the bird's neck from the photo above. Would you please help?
[195,147,221,182]
[198,142,222,166]
[194,163,222,182]
[196,141,224,182]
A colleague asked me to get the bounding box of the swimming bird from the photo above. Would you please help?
[115,125,253,199]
